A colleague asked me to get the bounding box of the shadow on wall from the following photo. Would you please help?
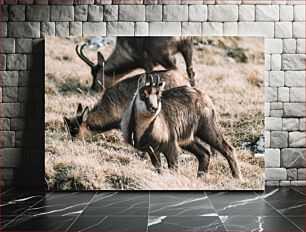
[15,40,45,189]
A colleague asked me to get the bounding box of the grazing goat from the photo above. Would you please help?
[76,37,195,91]
[121,75,242,180]
[63,70,190,140]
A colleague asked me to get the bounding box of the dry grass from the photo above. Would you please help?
[45,36,264,190]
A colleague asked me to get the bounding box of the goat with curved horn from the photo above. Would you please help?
[76,43,94,67]
[75,37,195,92]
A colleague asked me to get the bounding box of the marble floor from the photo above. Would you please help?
[0,187,304,231]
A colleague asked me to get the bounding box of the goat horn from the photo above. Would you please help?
[149,74,154,86]
[155,75,161,86]
[76,43,94,67]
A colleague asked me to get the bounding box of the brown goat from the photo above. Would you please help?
[121,76,242,180]
[76,37,195,91]
[63,70,191,140]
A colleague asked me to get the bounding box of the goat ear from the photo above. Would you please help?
[97,52,105,66]
[82,107,89,122]
[77,103,83,115]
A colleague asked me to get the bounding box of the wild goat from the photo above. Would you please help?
[76,37,195,92]
[63,70,190,140]
[121,75,242,179]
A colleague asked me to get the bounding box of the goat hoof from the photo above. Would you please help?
[197,171,205,178]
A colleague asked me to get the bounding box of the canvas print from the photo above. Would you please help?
[45,36,264,190]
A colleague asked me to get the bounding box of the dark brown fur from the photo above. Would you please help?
[122,84,242,179]
[63,70,191,140]
[77,37,195,91]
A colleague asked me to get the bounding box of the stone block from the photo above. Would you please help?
[275,22,292,39]
[293,22,305,38]
[265,39,282,54]
[1,38,15,53]
[265,168,286,181]
[88,5,103,22]
[283,118,299,131]
[2,131,15,147]
[1,71,18,87]
[270,102,282,110]
[51,6,74,21]
[149,22,181,36]
[163,5,188,21]
[270,110,283,117]
[269,71,284,87]
[208,5,238,21]
[83,22,106,36]
[265,54,270,70]
[285,71,305,87]
[297,168,305,180]
[8,22,40,38]
[74,5,88,21]
[265,181,280,187]
[265,148,280,167]
[0,54,6,71]
[290,87,305,102]
[104,5,118,21]
[294,5,305,21]
[239,5,255,21]
[1,5,9,22]
[182,22,201,35]
[55,22,69,37]
[287,168,297,180]
[280,5,293,21]
[202,22,222,35]
[299,118,305,131]
[270,54,281,71]
[281,148,305,168]
[9,5,25,21]
[282,54,305,70]
[255,5,279,21]
[70,22,82,36]
[41,22,55,37]
[95,0,112,4]
[265,103,270,116]
[296,39,305,54]
[265,87,277,102]
[265,131,270,148]
[265,117,282,131]
[290,181,306,186]
[289,132,305,147]
[135,22,148,36]
[26,5,50,21]
[284,103,305,117]
[146,5,162,22]
[238,22,274,37]
[107,22,134,36]
[3,87,18,102]
[223,22,237,36]
[7,54,26,70]
[119,5,145,21]
[16,39,32,53]
[189,5,207,21]
[283,39,296,54]
[270,131,288,148]
[279,181,290,186]
[3,103,20,117]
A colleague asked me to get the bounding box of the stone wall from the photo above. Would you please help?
[0,0,305,187]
